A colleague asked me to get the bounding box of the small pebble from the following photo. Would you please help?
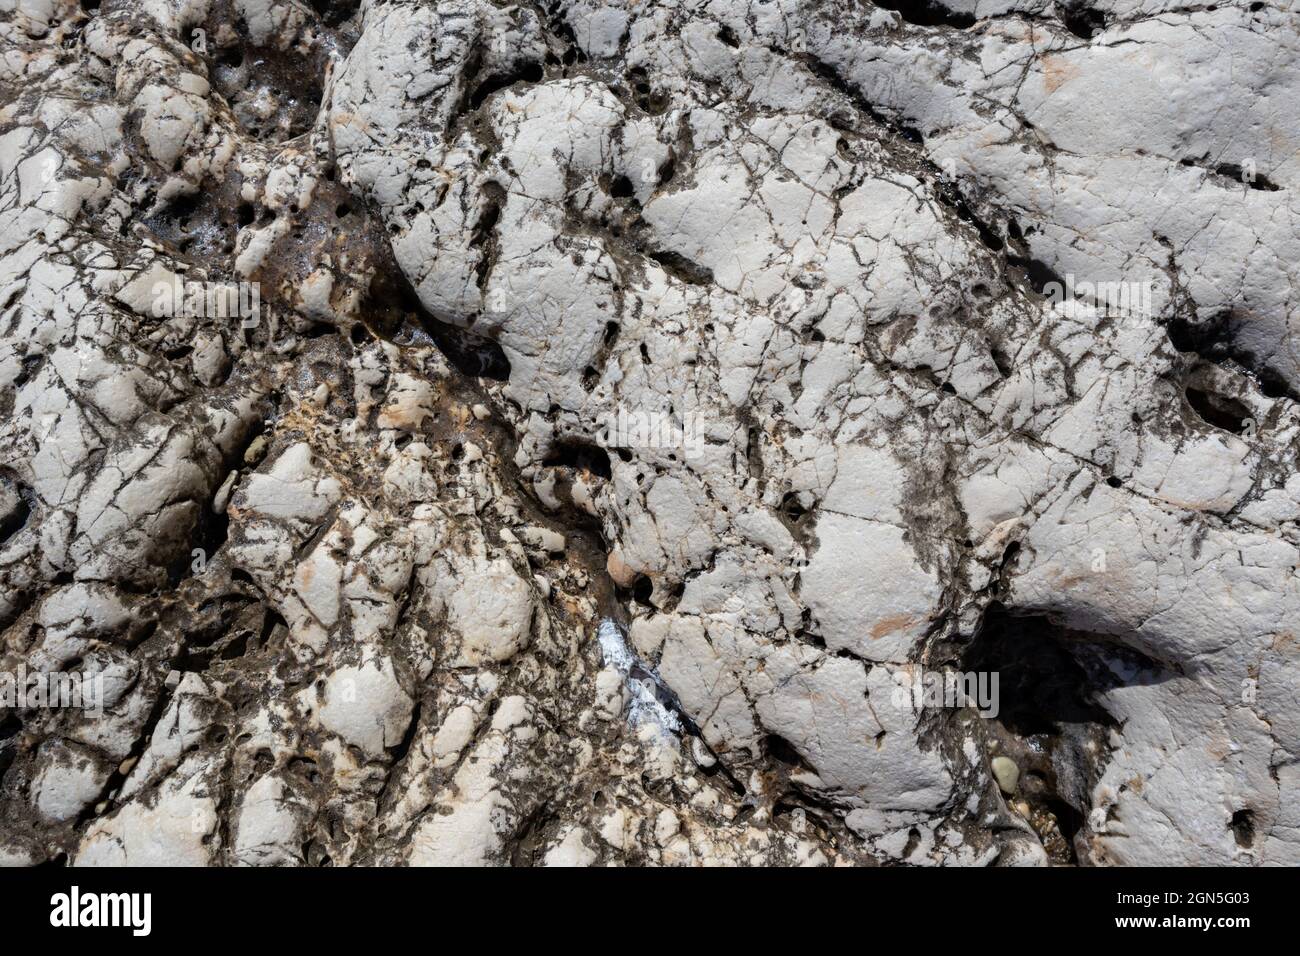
[690,737,716,768]
[212,469,238,514]
[519,525,566,554]
[243,434,268,466]
[991,756,1020,794]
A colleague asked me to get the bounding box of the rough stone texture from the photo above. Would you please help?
[0,0,1297,867]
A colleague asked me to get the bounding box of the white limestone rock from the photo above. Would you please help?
[1,0,1296,869]
[316,656,414,758]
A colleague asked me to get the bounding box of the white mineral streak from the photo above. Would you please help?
[596,619,683,738]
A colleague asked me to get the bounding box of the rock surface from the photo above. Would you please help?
[0,0,1297,866]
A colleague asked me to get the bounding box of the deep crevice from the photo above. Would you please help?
[1166,313,1295,401]
[647,250,714,286]
[1180,158,1281,192]
[370,264,512,382]
[1230,808,1255,848]
[1060,4,1108,39]
[469,62,544,111]
[961,605,1173,864]
[1185,385,1252,435]
[542,440,613,480]
[0,476,33,545]
[872,0,976,29]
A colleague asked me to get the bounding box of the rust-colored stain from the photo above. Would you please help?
[1041,55,1081,94]
[377,397,424,430]
[870,614,916,639]
[1048,567,1088,590]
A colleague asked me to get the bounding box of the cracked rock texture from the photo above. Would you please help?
[1,0,1298,866]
